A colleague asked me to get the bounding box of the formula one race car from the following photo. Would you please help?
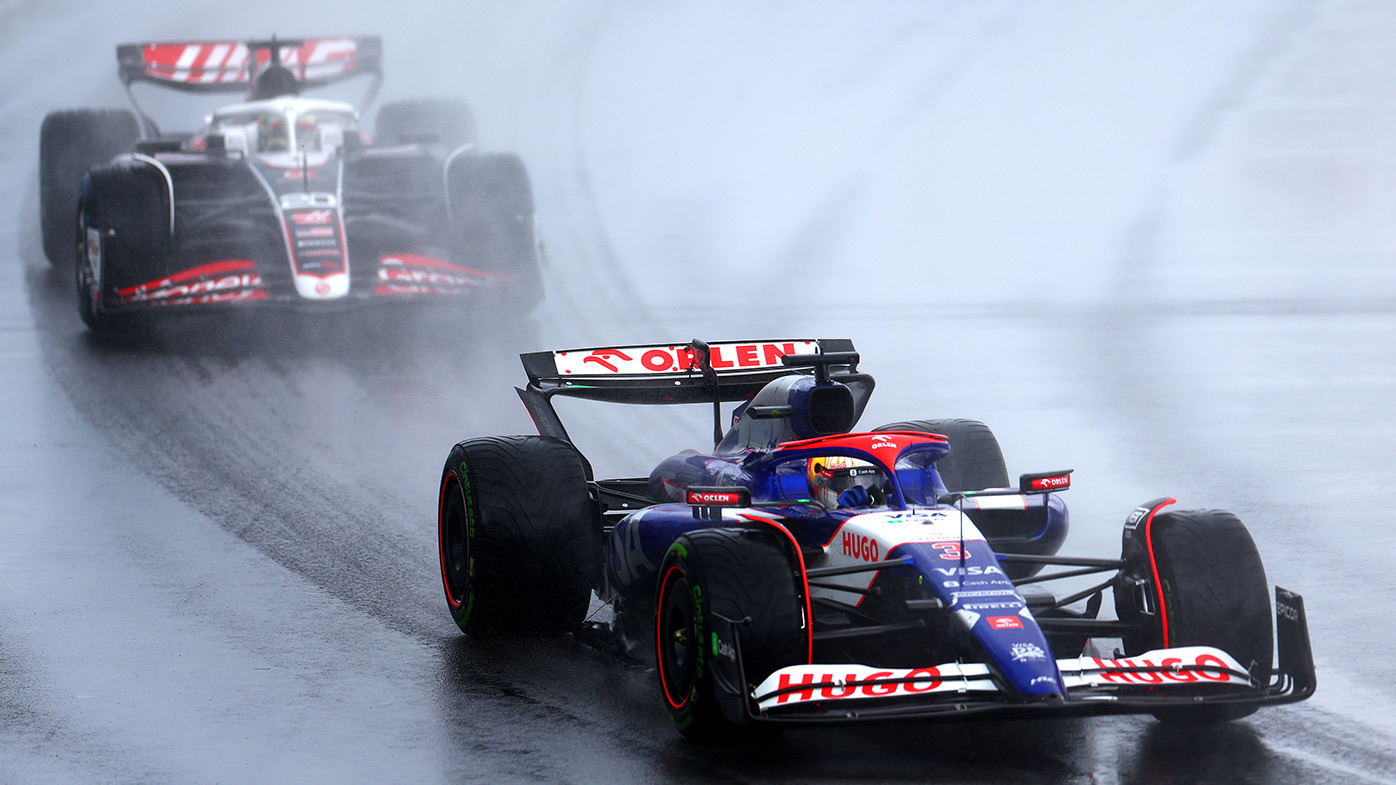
[39,35,540,331]
[436,338,1315,738]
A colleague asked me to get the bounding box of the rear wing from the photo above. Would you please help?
[117,36,383,134]
[517,338,866,443]
[118,36,381,93]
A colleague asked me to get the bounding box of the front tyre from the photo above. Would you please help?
[438,436,597,637]
[655,527,806,740]
[75,163,169,333]
[1116,508,1272,723]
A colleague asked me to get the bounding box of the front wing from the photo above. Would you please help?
[102,256,506,313]
[731,588,1314,723]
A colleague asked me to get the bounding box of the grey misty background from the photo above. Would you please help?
[2,0,1395,782]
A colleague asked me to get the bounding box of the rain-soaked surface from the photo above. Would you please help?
[2,1,1395,782]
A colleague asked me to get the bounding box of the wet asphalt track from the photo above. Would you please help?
[3,1,1396,783]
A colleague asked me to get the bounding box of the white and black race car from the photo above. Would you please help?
[39,36,540,331]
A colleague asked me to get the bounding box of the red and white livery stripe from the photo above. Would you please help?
[117,260,264,305]
[140,38,362,84]
[753,646,1251,711]
[372,254,502,296]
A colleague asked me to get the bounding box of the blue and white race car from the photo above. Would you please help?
[436,338,1314,738]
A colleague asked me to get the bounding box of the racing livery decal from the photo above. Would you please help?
[554,340,819,375]
[136,38,366,85]
[285,205,345,276]
[375,254,503,296]
[754,647,1252,711]
[755,663,996,710]
[117,260,265,306]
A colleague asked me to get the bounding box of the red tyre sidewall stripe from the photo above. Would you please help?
[439,472,461,609]
[656,563,690,710]
[1143,498,1177,647]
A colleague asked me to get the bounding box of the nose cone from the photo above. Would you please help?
[957,607,1066,698]
[902,536,1067,698]
[294,271,350,300]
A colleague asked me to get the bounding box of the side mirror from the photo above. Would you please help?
[806,383,855,435]
[1019,470,1072,493]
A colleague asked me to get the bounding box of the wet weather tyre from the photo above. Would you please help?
[374,98,476,148]
[875,418,1009,491]
[438,436,598,637]
[655,527,806,740]
[75,162,170,333]
[40,109,139,266]
[446,152,543,313]
[1117,508,1272,723]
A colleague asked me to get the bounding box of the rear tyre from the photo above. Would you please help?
[40,109,139,266]
[438,436,598,637]
[375,98,476,148]
[874,418,1009,491]
[446,152,543,314]
[655,527,806,740]
[1116,508,1272,723]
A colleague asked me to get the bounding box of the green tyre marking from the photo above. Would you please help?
[692,584,705,679]
[458,461,477,539]
[460,463,476,605]
[452,460,478,626]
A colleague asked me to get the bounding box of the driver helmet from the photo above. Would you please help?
[807,456,885,508]
[257,114,289,152]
